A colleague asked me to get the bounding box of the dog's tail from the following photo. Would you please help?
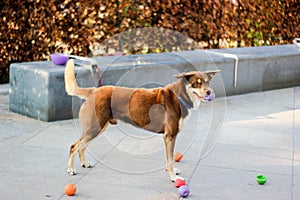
[64,59,94,99]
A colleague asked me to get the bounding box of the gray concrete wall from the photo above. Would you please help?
[209,45,300,95]
[95,44,300,96]
[9,44,300,121]
[9,62,97,121]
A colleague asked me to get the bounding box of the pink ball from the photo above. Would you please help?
[174,179,186,188]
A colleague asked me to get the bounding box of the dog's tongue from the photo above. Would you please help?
[204,91,215,101]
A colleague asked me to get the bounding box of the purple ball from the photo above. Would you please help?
[50,53,69,65]
[204,91,215,101]
[178,185,190,198]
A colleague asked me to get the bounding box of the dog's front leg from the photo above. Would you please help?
[163,133,177,182]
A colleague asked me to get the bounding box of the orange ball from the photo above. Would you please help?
[64,183,76,196]
[174,152,183,162]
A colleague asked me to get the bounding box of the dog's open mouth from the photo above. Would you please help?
[193,91,204,100]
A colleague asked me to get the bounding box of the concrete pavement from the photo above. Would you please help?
[0,84,299,200]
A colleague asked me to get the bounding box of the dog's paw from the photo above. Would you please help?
[81,161,92,168]
[67,168,77,175]
[175,175,185,180]
[174,167,181,175]
[171,176,177,182]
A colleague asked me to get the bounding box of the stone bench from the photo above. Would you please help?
[9,44,300,121]
[9,61,99,121]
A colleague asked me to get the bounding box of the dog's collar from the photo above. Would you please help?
[178,96,193,110]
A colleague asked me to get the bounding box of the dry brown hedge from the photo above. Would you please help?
[0,0,299,83]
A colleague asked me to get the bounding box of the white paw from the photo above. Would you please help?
[175,175,185,181]
[67,168,77,175]
[171,175,177,182]
[81,161,92,168]
[174,167,181,175]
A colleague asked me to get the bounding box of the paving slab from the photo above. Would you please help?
[0,85,299,200]
[188,166,292,200]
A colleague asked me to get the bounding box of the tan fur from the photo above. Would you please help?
[64,59,220,181]
[64,59,94,99]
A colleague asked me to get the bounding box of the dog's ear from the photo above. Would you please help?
[174,71,197,79]
[205,70,221,81]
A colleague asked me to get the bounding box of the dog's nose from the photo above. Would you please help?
[206,90,211,96]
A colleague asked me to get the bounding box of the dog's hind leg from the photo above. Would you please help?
[67,121,109,175]
[67,135,90,175]
[67,138,81,175]
[78,121,109,168]
[67,96,110,175]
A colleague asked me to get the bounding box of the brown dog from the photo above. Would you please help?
[64,59,220,181]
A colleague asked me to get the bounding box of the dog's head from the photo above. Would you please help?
[175,70,221,108]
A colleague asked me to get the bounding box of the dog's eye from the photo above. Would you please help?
[191,82,201,88]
